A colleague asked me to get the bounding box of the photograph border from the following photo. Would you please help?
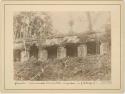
[3,3,122,91]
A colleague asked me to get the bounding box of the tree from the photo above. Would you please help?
[13,12,53,41]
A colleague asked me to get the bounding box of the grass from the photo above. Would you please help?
[14,54,111,81]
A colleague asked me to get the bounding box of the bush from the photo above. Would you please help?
[14,54,111,81]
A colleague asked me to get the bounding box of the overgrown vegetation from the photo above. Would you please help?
[14,54,111,81]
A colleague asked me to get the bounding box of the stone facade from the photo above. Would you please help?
[14,34,109,62]
[16,41,109,63]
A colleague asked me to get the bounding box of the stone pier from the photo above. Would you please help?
[78,44,87,57]
[57,46,66,59]
[100,42,108,55]
[21,50,29,62]
[38,48,48,61]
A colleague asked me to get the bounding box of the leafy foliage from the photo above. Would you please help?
[14,54,111,81]
[13,12,53,40]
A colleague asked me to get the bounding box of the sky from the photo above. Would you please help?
[48,11,110,35]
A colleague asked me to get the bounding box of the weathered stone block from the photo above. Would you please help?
[78,44,87,57]
[38,48,48,61]
[57,46,66,59]
[100,42,109,55]
[21,50,29,62]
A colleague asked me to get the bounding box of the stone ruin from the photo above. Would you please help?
[13,33,110,63]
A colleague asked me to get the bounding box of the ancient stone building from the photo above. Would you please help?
[13,32,110,62]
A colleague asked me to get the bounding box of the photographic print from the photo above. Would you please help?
[1,1,122,91]
[13,11,111,81]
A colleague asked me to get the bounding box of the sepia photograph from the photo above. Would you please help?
[1,0,123,92]
[13,11,111,81]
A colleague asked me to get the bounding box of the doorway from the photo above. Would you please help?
[66,44,78,57]
[86,41,96,55]
[47,46,58,59]
[30,44,38,58]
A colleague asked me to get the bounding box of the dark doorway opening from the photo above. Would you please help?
[30,44,38,58]
[47,46,58,59]
[13,49,21,62]
[86,41,100,55]
[66,44,78,57]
